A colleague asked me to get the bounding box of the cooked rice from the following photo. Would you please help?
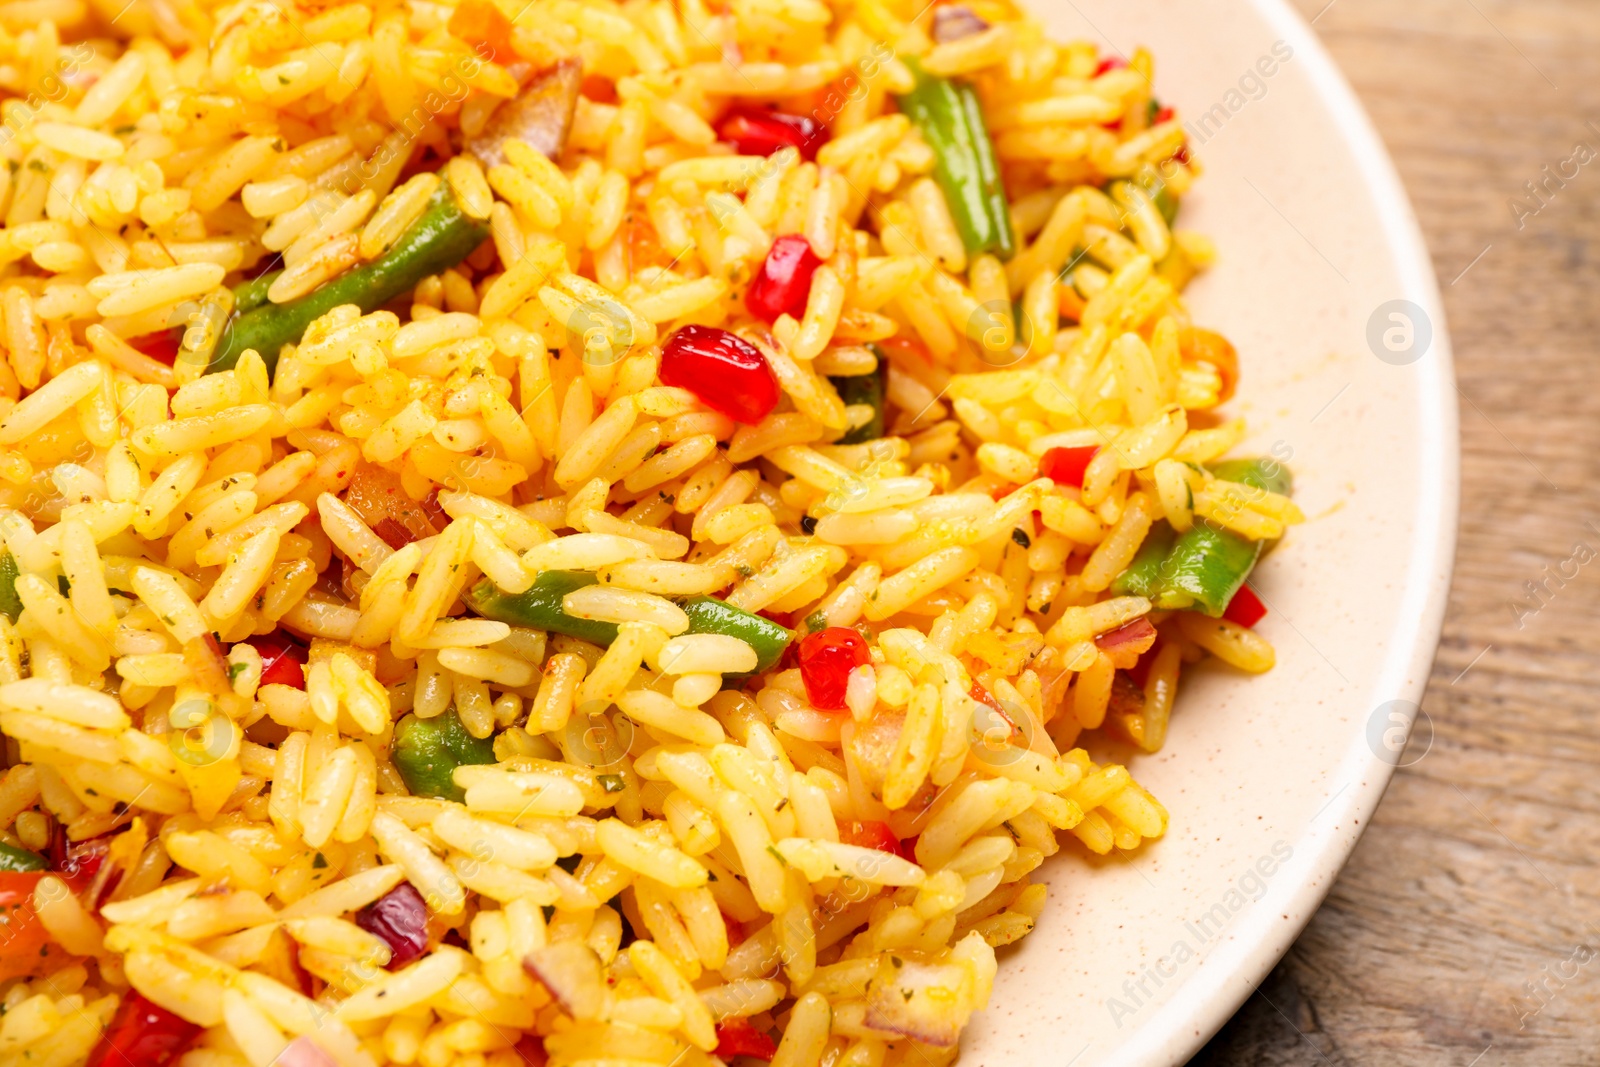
[0,1,1306,1064]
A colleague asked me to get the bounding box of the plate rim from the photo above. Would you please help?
[1104,0,1462,1062]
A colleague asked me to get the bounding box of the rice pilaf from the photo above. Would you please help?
[0,0,1303,1063]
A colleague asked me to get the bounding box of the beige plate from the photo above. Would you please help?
[966,1,1459,1063]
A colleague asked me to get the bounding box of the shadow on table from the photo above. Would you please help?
[1188,961,1347,1066]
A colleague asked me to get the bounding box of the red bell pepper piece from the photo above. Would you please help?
[745,235,821,324]
[716,106,828,161]
[715,1019,779,1061]
[86,992,200,1067]
[659,325,779,426]
[797,627,870,711]
[1039,445,1099,488]
[127,330,182,366]
[248,630,308,689]
[838,820,908,860]
[1222,585,1267,628]
[0,873,71,982]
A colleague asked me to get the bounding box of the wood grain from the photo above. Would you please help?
[1194,2,1600,1064]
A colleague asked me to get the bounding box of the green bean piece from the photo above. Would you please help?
[1151,524,1263,617]
[206,184,490,377]
[896,59,1016,260]
[1110,521,1176,599]
[678,597,791,673]
[0,551,20,623]
[831,357,888,445]
[232,270,278,315]
[465,570,622,646]
[467,571,792,672]
[1209,457,1293,497]
[0,841,47,873]
[392,709,497,802]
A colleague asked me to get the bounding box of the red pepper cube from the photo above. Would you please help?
[1039,445,1099,488]
[715,1019,779,1062]
[659,324,780,426]
[797,626,870,711]
[1095,55,1128,75]
[87,992,201,1067]
[745,235,821,324]
[839,819,907,858]
[248,630,309,689]
[1222,585,1267,628]
[716,106,829,161]
[128,329,183,366]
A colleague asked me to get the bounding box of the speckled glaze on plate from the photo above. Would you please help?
[964,2,1458,1064]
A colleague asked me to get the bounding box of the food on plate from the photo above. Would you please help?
[0,0,1302,1062]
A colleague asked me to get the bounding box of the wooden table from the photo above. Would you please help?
[1193,2,1600,1063]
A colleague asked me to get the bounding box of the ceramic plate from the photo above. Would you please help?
[964,2,1458,1063]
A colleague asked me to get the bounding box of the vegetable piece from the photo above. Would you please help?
[1039,445,1099,488]
[248,630,308,689]
[1209,457,1293,497]
[838,820,907,859]
[273,1037,341,1067]
[232,269,277,315]
[524,942,606,1020]
[468,574,792,672]
[864,955,975,1047]
[831,355,888,445]
[50,826,109,892]
[465,58,583,170]
[513,1035,550,1067]
[466,570,622,646]
[355,881,430,970]
[716,106,828,161]
[1151,524,1263,617]
[968,683,1024,752]
[392,709,497,802]
[1222,585,1268,628]
[1110,171,1178,227]
[1180,328,1238,405]
[207,183,491,376]
[128,330,182,366]
[1095,56,1128,75]
[658,325,780,426]
[446,0,516,75]
[0,841,47,872]
[86,993,199,1067]
[714,1019,778,1062]
[1110,521,1176,599]
[344,464,439,548]
[0,874,68,982]
[0,550,20,622]
[1093,617,1158,669]
[797,626,870,710]
[932,3,990,42]
[896,59,1015,260]
[677,597,792,674]
[745,235,821,324]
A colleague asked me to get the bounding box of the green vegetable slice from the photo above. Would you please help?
[392,709,497,802]
[1209,457,1293,497]
[466,571,792,672]
[0,841,47,873]
[896,59,1015,260]
[830,356,888,445]
[207,183,490,377]
[0,551,21,623]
